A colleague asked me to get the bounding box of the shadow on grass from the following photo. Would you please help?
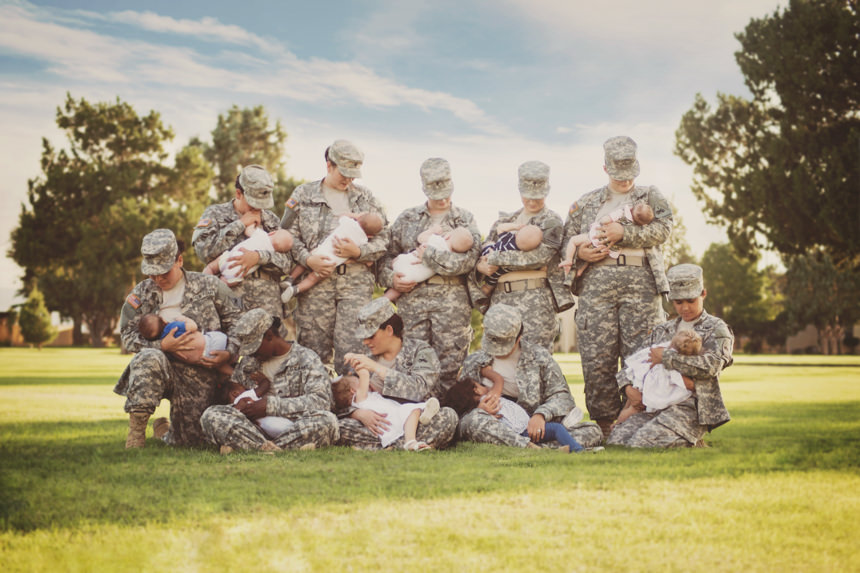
[2,401,858,532]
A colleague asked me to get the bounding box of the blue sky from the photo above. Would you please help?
[0,0,786,310]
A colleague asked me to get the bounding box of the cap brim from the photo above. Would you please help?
[355,323,380,340]
[337,165,362,179]
[245,194,274,210]
[141,260,173,276]
[606,161,640,181]
[481,334,516,357]
[669,288,702,301]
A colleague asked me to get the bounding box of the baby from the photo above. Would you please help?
[332,367,441,451]
[204,226,295,286]
[559,203,654,279]
[223,373,295,439]
[443,377,598,454]
[479,223,544,297]
[138,313,228,364]
[383,225,475,302]
[281,212,384,303]
[616,329,703,425]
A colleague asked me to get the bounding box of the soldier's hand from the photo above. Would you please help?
[333,236,361,260]
[527,414,546,444]
[307,255,336,278]
[351,408,391,436]
[160,330,196,354]
[478,393,500,416]
[240,210,262,229]
[648,346,664,366]
[226,248,261,277]
[599,221,624,245]
[476,256,499,277]
[577,243,609,263]
[199,350,231,369]
[236,396,267,420]
[392,273,416,293]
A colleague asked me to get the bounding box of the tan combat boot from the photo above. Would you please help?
[125,412,150,449]
[152,417,170,440]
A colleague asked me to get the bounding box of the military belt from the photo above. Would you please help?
[500,277,548,293]
[425,275,466,286]
[592,254,645,267]
[335,263,368,275]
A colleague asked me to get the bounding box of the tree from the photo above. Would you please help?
[9,94,208,347]
[200,105,301,209]
[782,251,859,354]
[662,208,695,270]
[18,286,56,349]
[699,243,781,351]
[675,0,860,265]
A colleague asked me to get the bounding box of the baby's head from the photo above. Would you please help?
[269,229,294,252]
[139,313,165,341]
[332,374,360,411]
[445,227,475,253]
[442,377,485,416]
[357,212,384,237]
[514,224,543,251]
[220,381,248,405]
[632,203,654,226]
[671,330,702,356]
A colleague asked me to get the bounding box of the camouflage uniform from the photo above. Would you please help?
[378,163,480,390]
[458,341,602,449]
[337,336,458,450]
[280,178,389,374]
[563,139,673,423]
[192,202,291,319]
[475,162,573,352]
[200,339,339,451]
[114,270,242,447]
[607,310,733,447]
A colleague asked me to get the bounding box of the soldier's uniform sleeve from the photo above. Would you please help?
[355,194,390,264]
[421,211,481,276]
[379,343,440,402]
[377,212,407,288]
[214,279,243,359]
[192,206,247,264]
[285,187,314,268]
[267,352,333,416]
[460,350,492,382]
[662,320,734,383]
[533,352,576,420]
[618,186,673,249]
[119,284,161,353]
[562,200,586,274]
[486,214,562,270]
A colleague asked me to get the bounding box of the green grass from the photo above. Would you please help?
[1,347,859,571]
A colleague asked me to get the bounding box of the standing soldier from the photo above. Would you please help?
[378,158,481,392]
[115,229,242,448]
[192,164,292,318]
[562,136,673,438]
[200,308,340,453]
[280,140,389,374]
[474,161,573,352]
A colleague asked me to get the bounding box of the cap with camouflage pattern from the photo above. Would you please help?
[356,297,396,339]
[420,157,454,199]
[140,229,179,275]
[238,164,275,210]
[234,308,279,357]
[667,264,704,300]
[328,140,364,179]
[518,161,550,199]
[481,304,523,356]
[603,136,640,181]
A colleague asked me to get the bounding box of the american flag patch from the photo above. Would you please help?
[285,197,298,210]
[126,294,141,309]
[569,202,579,215]
[195,217,212,228]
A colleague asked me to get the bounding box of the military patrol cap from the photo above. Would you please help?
[140,229,178,275]
[603,136,640,181]
[328,139,364,179]
[667,264,705,300]
[356,297,396,339]
[234,308,278,356]
[518,161,551,199]
[238,164,275,210]
[420,157,454,199]
[481,304,523,356]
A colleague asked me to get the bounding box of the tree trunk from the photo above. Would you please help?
[72,317,86,346]
[88,317,106,348]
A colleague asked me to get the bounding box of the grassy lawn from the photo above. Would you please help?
[1,348,859,572]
